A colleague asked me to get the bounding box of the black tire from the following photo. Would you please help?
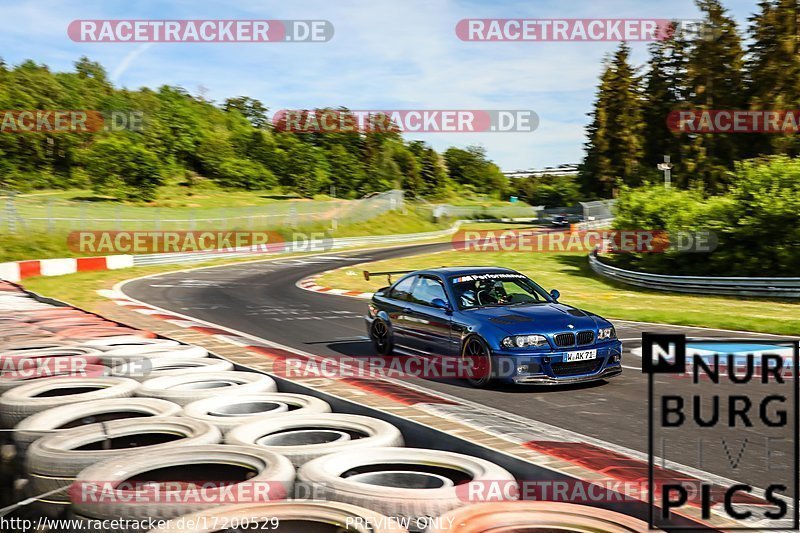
[370,319,394,356]
[462,336,495,388]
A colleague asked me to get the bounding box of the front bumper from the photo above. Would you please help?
[494,340,623,385]
[512,365,622,385]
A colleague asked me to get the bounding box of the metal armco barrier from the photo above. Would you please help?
[589,251,800,298]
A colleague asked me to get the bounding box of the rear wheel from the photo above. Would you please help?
[370,319,394,355]
[463,336,495,388]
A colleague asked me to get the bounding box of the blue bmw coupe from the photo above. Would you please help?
[365,267,623,387]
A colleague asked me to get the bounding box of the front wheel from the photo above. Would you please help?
[462,336,495,388]
[370,319,394,356]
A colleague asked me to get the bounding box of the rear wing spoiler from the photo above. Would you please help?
[363,269,416,284]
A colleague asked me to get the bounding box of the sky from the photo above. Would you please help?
[0,0,761,171]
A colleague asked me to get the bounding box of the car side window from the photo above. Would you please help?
[410,277,447,307]
[389,275,417,302]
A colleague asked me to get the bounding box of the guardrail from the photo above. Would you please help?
[589,251,800,298]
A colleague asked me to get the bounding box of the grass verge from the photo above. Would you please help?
[0,205,452,262]
[19,222,524,310]
[314,250,800,335]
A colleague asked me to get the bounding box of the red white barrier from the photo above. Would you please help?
[0,255,133,283]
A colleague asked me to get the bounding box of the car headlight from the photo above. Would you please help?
[598,327,616,340]
[501,334,548,349]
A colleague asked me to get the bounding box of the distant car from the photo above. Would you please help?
[551,214,570,227]
[365,267,623,387]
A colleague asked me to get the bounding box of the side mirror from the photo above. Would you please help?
[550,289,560,301]
[431,298,451,311]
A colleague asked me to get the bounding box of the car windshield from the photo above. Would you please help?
[449,272,553,310]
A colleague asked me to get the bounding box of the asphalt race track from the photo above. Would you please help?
[123,242,796,495]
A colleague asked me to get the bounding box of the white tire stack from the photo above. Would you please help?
[13,397,182,455]
[137,371,276,406]
[100,345,208,369]
[25,417,221,510]
[226,413,403,466]
[0,346,106,393]
[71,445,295,527]
[182,393,331,432]
[0,377,140,427]
[112,358,234,381]
[298,447,518,526]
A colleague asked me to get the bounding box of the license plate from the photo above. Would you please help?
[564,349,597,362]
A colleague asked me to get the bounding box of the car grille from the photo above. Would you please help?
[552,360,602,377]
[553,333,575,347]
[576,331,595,345]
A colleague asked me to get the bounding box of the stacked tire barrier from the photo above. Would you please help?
[0,280,656,532]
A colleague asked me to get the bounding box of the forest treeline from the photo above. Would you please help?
[581,0,799,196]
[0,58,508,201]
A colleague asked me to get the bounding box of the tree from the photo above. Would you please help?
[214,159,276,190]
[682,0,746,191]
[514,175,581,208]
[285,142,330,197]
[612,156,800,277]
[745,0,800,157]
[581,43,643,197]
[391,144,422,194]
[326,144,364,197]
[444,145,507,197]
[153,86,203,168]
[0,55,512,202]
[641,23,691,185]
[223,96,270,129]
[410,141,448,197]
[364,146,402,194]
[85,137,163,201]
[74,56,109,84]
